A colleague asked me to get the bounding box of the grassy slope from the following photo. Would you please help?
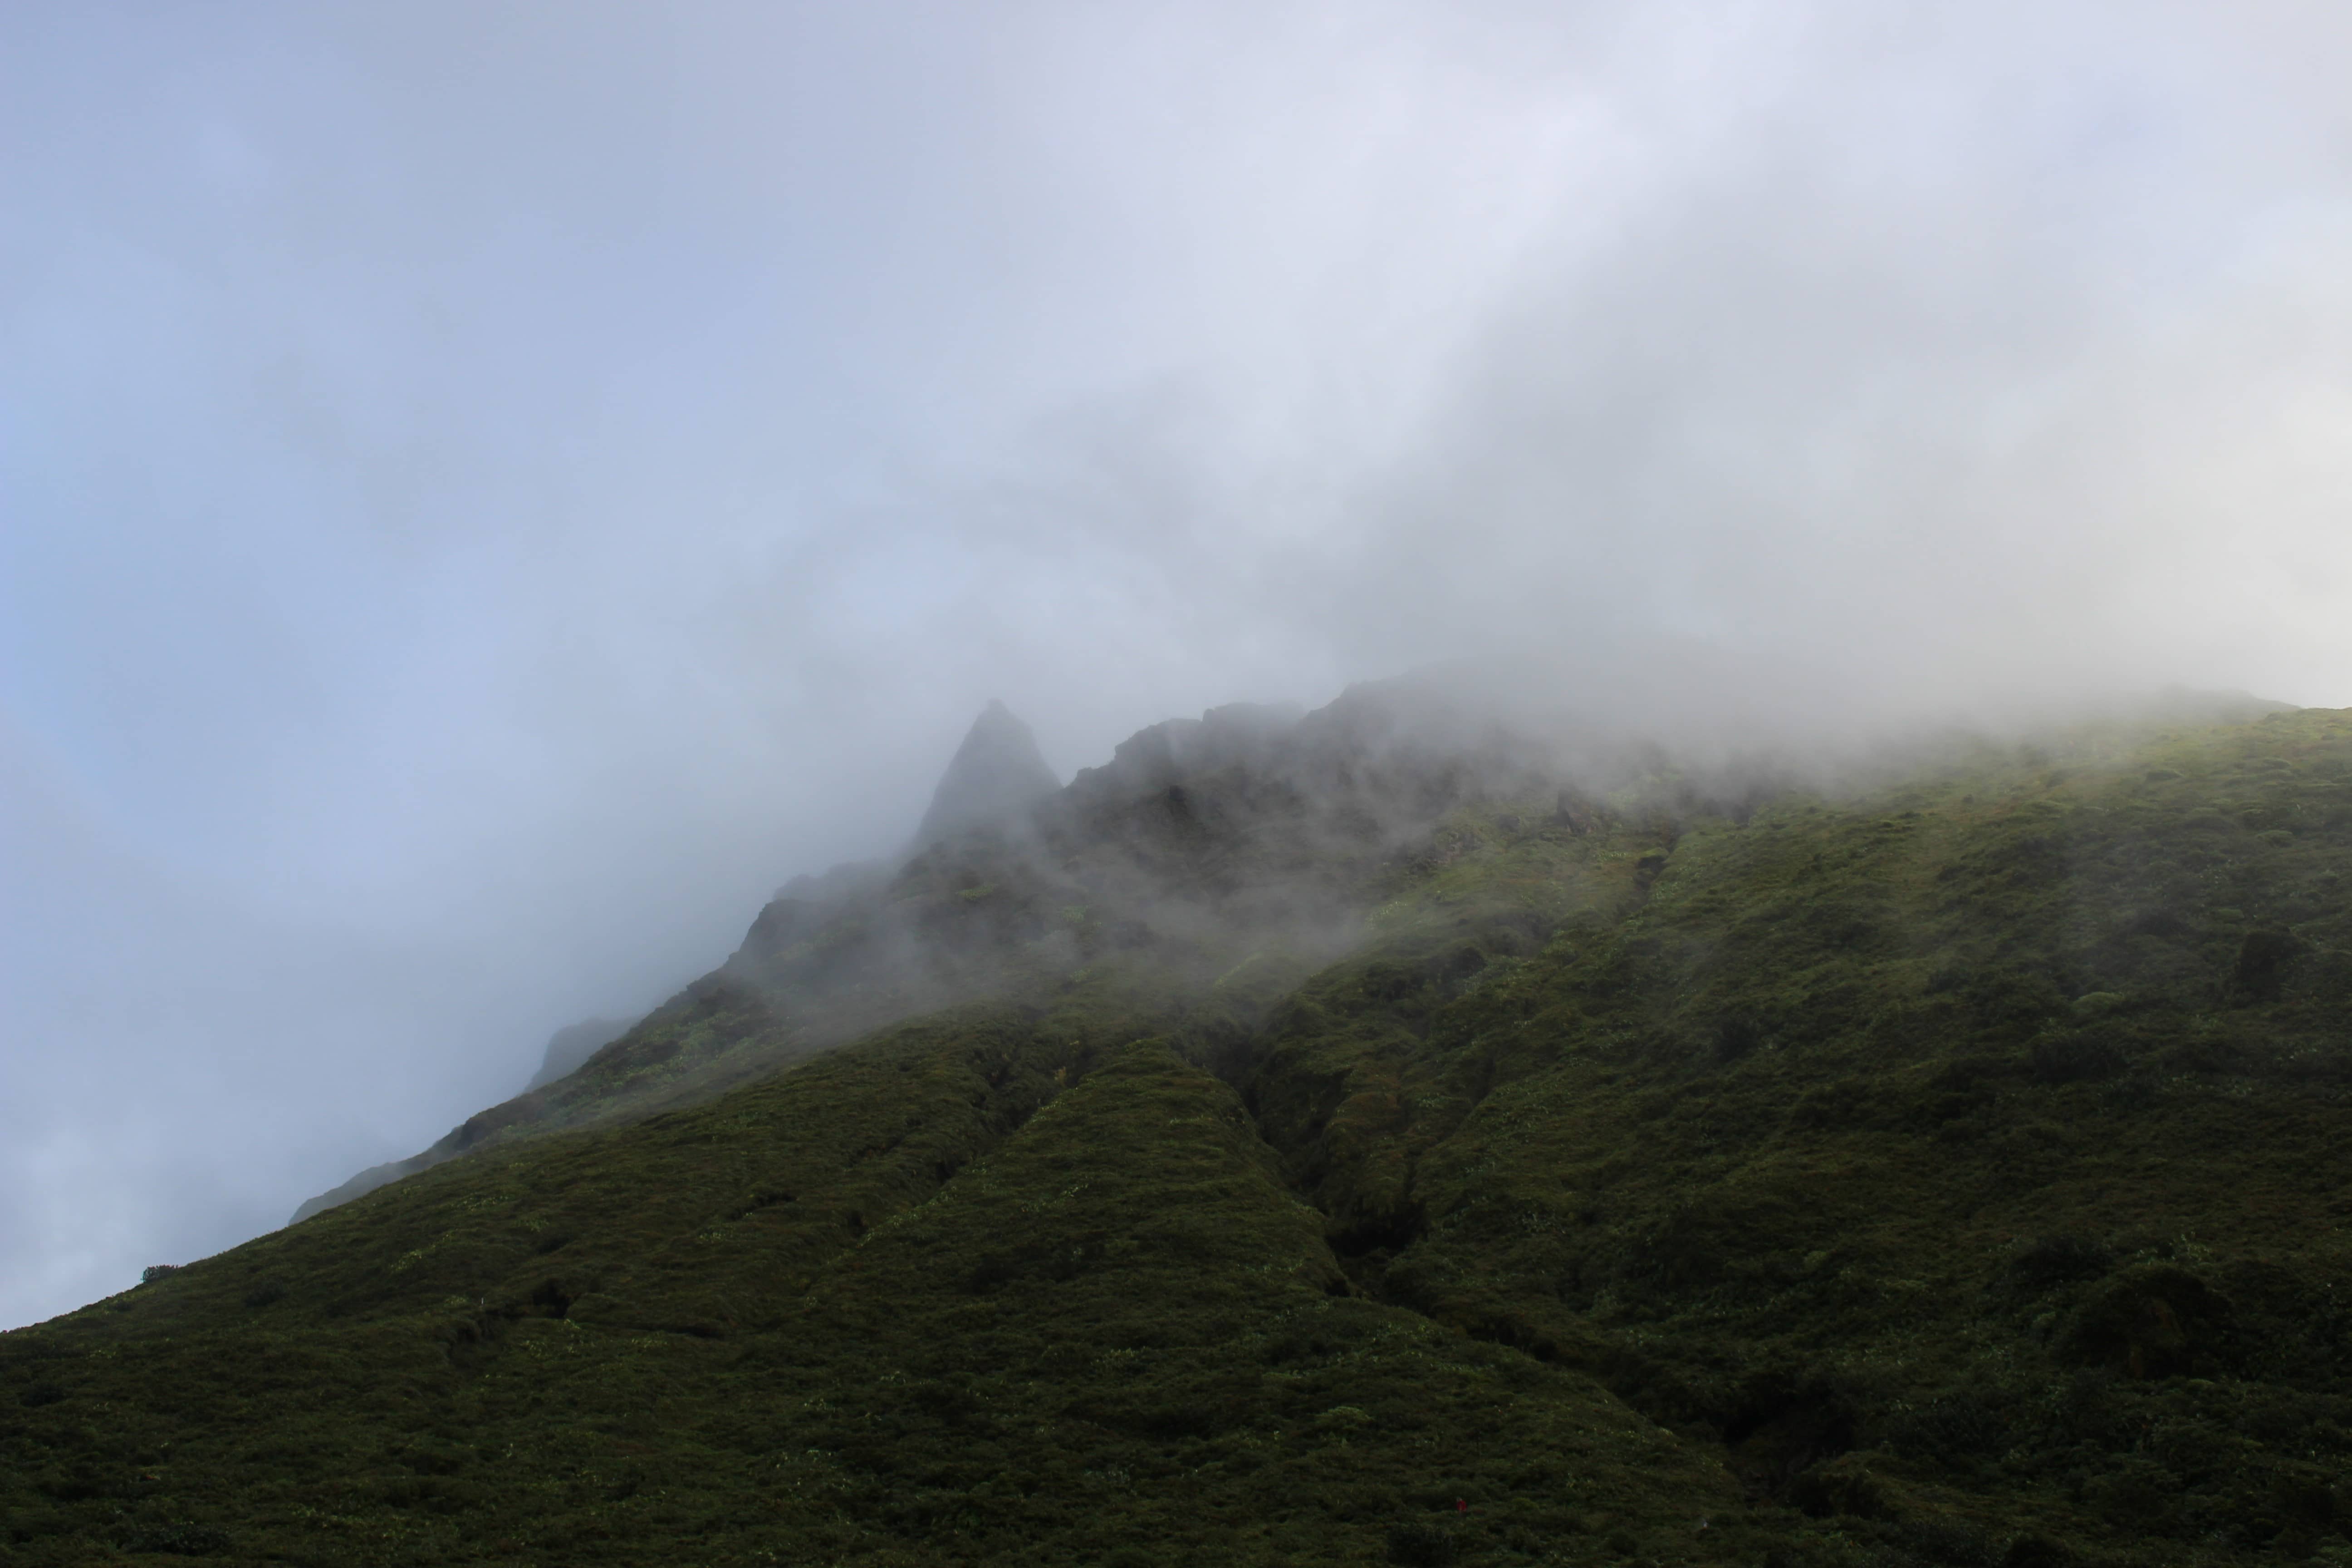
[5,710,2351,1567]
[1287,710,2352,1565]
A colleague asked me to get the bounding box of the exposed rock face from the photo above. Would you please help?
[913,701,1060,848]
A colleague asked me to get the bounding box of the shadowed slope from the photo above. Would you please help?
[0,1031,1754,1566]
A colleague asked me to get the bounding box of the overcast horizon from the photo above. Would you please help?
[7,0,2352,1328]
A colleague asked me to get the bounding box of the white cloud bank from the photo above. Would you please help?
[4,0,2351,1325]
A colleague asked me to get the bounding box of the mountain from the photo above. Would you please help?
[288,1017,641,1225]
[526,1018,636,1092]
[5,682,2351,1567]
[914,698,1062,847]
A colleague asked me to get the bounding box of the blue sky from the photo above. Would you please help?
[5,0,2352,1327]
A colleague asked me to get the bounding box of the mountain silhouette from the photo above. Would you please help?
[913,699,1060,848]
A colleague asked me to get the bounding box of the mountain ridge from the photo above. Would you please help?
[914,698,1062,848]
[286,676,1643,1220]
[7,682,2351,1567]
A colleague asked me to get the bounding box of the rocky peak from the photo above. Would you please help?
[914,700,1061,848]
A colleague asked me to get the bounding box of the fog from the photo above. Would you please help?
[5,0,2352,1327]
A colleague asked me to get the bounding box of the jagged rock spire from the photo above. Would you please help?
[915,700,1060,847]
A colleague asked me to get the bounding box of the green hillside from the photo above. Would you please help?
[6,697,2351,1567]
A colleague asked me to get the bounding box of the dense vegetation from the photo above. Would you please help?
[5,694,2350,1566]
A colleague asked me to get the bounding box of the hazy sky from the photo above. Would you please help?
[5,1,2352,1327]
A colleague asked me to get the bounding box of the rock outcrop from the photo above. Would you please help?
[913,700,1059,848]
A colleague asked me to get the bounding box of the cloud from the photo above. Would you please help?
[5,0,2352,1325]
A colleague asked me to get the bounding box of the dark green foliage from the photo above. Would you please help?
[8,705,2352,1564]
[1388,1519,1463,1564]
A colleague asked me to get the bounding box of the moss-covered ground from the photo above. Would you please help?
[5,708,2350,1565]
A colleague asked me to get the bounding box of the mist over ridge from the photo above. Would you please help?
[16,669,2352,1562]
[7,0,2352,1328]
[275,662,2308,1230]
[915,701,1063,849]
